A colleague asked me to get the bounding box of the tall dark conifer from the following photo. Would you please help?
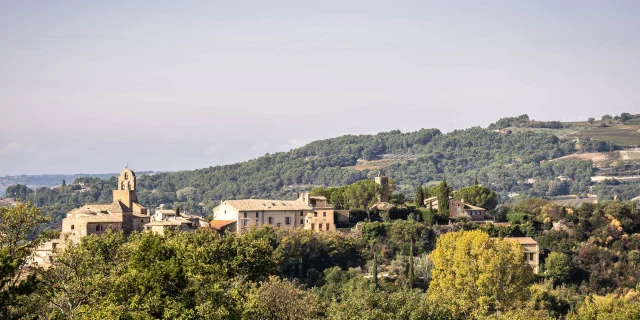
[437,175,451,217]
[415,186,424,207]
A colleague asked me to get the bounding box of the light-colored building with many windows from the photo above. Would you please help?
[211,192,336,233]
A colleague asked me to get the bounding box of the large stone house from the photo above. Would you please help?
[211,192,336,233]
[30,168,152,267]
[424,197,486,221]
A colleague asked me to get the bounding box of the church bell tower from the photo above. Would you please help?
[112,168,138,209]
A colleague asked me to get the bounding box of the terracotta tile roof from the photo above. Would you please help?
[501,237,538,245]
[223,199,313,211]
[210,220,236,230]
[156,209,176,215]
[71,211,123,223]
[106,201,129,213]
[464,203,486,211]
[132,213,151,218]
[146,220,184,226]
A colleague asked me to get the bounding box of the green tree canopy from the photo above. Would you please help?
[453,184,498,210]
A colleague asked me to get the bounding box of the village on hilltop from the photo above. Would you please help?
[30,168,541,274]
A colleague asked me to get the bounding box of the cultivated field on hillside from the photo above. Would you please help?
[567,124,640,146]
[346,154,419,171]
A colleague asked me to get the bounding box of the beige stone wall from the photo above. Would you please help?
[304,209,336,231]
[240,210,310,231]
[133,216,151,232]
[85,223,121,236]
[521,243,540,274]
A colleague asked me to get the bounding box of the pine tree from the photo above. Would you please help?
[62,179,66,187]
[438,176,451,217]
[474,173,479,186]
[176,206,180,216]
[415,186,425,207]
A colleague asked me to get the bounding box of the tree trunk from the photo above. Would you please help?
[408,239,414,289]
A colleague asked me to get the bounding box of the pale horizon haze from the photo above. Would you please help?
[1,1,639,175]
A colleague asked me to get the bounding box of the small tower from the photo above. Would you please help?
[112,168,138,208]
[375,171,390,203]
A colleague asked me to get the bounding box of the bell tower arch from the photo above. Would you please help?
[113,168,138,208]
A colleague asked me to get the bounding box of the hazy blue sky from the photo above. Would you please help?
[1,1,639,175]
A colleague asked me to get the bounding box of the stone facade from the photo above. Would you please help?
[31,168,151,267]
[500,237,540,274]
[374,172,391,203]
[212,193,337,233]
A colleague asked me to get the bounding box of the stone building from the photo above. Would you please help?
[374,172,391,203]
[144,206,208,235]
[211,192,336,233]
[501,237,540,274]
[298,193,337,232]
[424,197,486,221]
[30,168,151,267]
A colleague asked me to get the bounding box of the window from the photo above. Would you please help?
[121,181,125,190]
[71,225,75,230]
[323,212,326,217]
[326,223,329,230]
[256,212,259,218]
[529,253,534,261]
[243,220,248,227]
[311,223,315,230]
[285,217,291,225]
[95,224,102,232]
[314,212,318,217]
[300,219,304,225]
[141,219,144,223]
[268,217,273,224]
[300,211,303,216]
[319,224,323,231]
[124,172,128,179]
[243,212,247,218]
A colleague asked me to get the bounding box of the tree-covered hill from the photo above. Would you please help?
[5,114,640,228]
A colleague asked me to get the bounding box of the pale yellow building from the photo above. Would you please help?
[501,237,540,274]
[211,192,337,233]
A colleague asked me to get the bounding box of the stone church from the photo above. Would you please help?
[31,168,151,267]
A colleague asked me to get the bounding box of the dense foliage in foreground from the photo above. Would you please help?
[3,200,640,319]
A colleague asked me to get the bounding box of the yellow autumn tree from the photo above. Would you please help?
[428,230,534,318]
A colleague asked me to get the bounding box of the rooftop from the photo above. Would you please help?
[501,237,538,245]
[223,199,313,211]
[210,220,236,230]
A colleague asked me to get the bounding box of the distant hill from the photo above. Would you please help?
[4,113,639,228]
[0,172,153,197]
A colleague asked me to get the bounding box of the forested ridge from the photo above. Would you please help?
[3,115,638,229]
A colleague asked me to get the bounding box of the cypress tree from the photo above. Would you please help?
[474,173,479,186]
[62,179,66,187]
[415,185,425,207]
[176,206,180,216]
[437,176,451,217]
